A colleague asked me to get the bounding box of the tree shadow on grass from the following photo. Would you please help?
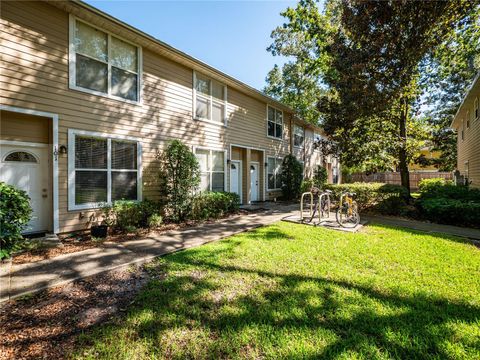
[79,232,480,359]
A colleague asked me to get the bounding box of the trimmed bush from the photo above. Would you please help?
[416,178,480,227]
[190,192,240,221]
[280,154,303,200]
[418,178,480,201]
[0,182,32,259]
[102,200,161,232]
[323,182,408,213]
[159,140,200,221]
[417,198,480,228]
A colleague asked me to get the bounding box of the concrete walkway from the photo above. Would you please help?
[0,204,298,303]
[364,214,480,240]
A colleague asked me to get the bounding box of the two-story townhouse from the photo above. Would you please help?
[0,0,333,235]
[451,73,480,188]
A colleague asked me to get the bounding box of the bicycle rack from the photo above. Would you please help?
[300,192,313,222]
[318,193,331,221]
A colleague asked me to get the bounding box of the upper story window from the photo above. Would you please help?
[314,132,322,151]
[69,16,141,103]
[466,110,470,129]
[267,106,283,139]
[461,119,465,141]
[294,125,305,147]
[193,72,227,125]
[475,97,479,120]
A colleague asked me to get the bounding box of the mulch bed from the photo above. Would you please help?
[11,210,254,265]
[0,264,157,360]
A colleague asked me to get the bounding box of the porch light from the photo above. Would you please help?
[59,145,68,154]
[227,159,231,165]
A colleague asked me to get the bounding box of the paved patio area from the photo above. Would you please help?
[0,204,297,303]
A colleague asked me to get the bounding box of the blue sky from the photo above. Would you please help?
[84,0,298,90]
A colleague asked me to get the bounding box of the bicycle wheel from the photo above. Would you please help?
[336,204,360,228]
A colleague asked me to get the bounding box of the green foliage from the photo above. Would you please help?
[280,154,303,200]
[313,165,328,186]
[324,182,408,214]
[418,178,480,201]
[0,182,32,259]
[159,140,200,221]
[300,179,315,194]
[416,178,480,227]
[190,192,240,221]
[147,214,163,229]
[417,198,480,228]
[268,0,476,190]
[103,200,161,232]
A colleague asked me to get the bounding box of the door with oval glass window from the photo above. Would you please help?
[0,143,51,233]
[250,162,259,203]
[229,160,242,202]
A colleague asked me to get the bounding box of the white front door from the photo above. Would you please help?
[0,143,51,233]
[250,162,259,202]
[230,160,242,201]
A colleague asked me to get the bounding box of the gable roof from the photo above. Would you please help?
[451,72,480,129]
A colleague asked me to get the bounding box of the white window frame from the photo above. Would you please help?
[193,146,227,192]
[266,156,283,191]
[475,97,479,120]
[294,124,305,148]
[266,105,283,140]
[192,71,228,126]
[68,15,143,104]
[68,129,142,211]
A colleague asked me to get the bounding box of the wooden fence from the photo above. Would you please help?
[350,172,453,190]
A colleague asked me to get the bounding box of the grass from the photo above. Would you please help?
[75,222,480,359]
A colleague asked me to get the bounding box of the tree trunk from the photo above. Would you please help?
[399,97,411,199]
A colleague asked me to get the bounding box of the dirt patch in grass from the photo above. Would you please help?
[0,264,156,360]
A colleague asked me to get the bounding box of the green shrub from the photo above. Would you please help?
[0,182,32,259]
[280,154,303,200]
[159,140,200,221]
[313,165,328,186]
[323,182,408,213]
[417,198,480,228]
[300,179,316,194]
[190,192,240,221]
[102,200,161,232]
[418,178,480,201]
[147,214,163,229]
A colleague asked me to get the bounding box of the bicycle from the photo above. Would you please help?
[336,192,360,228]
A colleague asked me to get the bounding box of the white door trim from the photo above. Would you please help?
[0,105,59,233]
[229,159,242,204]
[229,144,265,201]
[250,161,260,203]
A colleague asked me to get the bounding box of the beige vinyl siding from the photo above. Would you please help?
[455,83,480,188]
[0,110,51,144]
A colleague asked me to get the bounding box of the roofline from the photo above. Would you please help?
[69,0,301,115]
[450,72,480,128]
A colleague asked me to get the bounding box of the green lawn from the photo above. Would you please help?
[76,222,480,359]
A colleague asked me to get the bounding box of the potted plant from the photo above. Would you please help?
[90,204,114,238]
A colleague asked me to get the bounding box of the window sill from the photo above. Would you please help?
[267,135,283,141]
[69,84,142,106]
[267,188,282,192]
[193,116,227,127]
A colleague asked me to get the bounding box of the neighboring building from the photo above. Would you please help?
[451,73,480,188]
[409,147,442,172]
[0,0,332,234]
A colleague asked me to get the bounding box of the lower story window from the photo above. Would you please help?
[267,157,282,190]
[68,129,141,210]
[195,148,226,192]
